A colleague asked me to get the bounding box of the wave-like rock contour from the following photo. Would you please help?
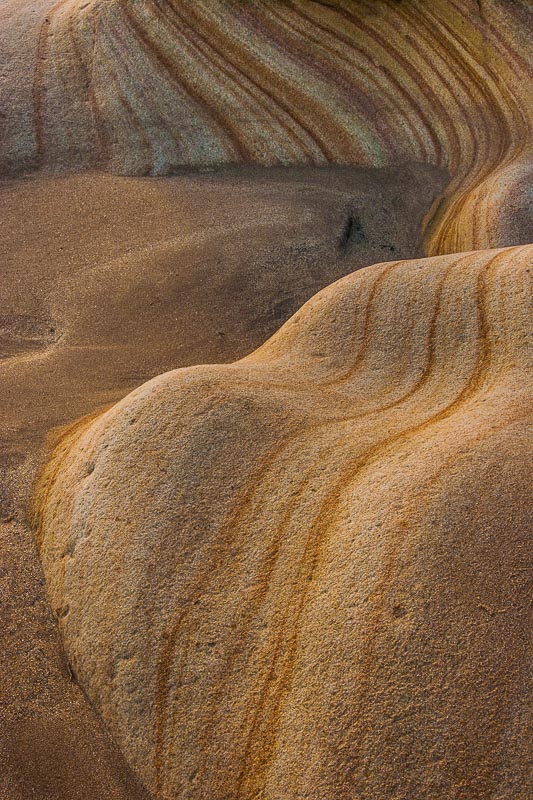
[1,0,532,253]
[35,245,533,799]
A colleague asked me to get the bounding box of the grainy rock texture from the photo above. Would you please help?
[1,1,531,796]
[35,245,533,800]
[1,164,442,456]
[0,163,442,799]
[1,0,532,253]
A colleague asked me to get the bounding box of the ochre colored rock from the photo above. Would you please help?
[0,160,442,800]
[35,245,533,799]
[1,0,532,253]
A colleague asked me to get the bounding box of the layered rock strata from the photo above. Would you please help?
[35,244,533,799]
[1,0,532,252]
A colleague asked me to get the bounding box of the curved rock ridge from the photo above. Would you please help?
[2,0,532,253]
[0,161,442,799]
[35,245,533,799]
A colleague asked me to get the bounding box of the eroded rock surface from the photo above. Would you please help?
[1,0,532,252]
[2,1,531,796]
[35,245,532,799]
[0,162,442,798]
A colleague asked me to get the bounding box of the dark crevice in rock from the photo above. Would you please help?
[339,211,366,254]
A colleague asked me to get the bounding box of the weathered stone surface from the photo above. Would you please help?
[36,245,532,799]
[1,1,531,795]
[0,162,442,799]
[1,0,532,253]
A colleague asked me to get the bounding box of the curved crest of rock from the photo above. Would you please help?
[35,245,533,799]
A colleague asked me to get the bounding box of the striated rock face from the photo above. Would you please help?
[0,159,447,797]
[1,0,532,253]
[5,1,530,795]
[2,162,447,800]
[35,245,532,799]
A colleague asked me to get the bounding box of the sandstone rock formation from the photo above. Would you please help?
[0,162,442,798]
[1,0,532,253]
[35,245,533,799]
[1,1,531,797]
